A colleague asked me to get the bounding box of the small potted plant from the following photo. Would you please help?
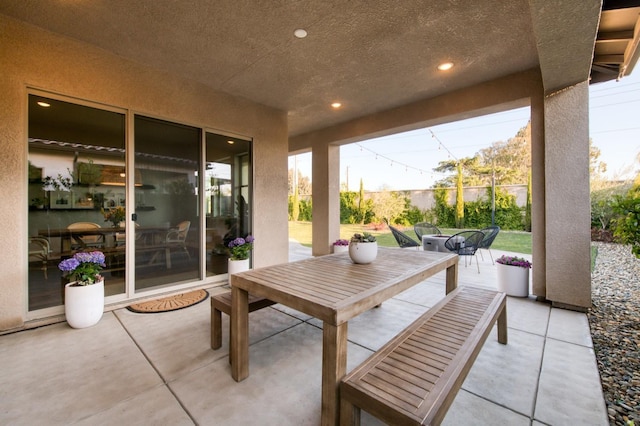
[58,251,106,328]
[227,235,255,285]
[349,232,378,264]
[102,205,126,228]
[496,255,532,297]
[332,239,350,254]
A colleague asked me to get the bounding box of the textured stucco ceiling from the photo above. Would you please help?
[0,1,609,137]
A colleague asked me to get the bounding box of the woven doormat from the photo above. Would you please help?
[127,289,209,314]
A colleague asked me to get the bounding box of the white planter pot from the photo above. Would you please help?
[349,242,378,264]
[64,279,104,329]
[496,263,530,297]
[333,245,349,254]
[228,258,250,285]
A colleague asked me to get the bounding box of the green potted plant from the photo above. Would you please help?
[349,232,378,264]
[101,205,126,228]
[42,172,73,207]
[496,255,532,297]
[58,251,106,328]
[227,235,255,285]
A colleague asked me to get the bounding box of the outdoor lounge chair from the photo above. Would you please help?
[444,230,485,273]
[385,219,421,249]
[478,225,500,264]
[414,222,442,241]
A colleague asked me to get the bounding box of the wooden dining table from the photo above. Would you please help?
[230,247,459,426]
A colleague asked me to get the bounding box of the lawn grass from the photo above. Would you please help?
[288,221,532,254]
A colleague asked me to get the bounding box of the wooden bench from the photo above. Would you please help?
[340,285,507,425]
[210,291,276,353]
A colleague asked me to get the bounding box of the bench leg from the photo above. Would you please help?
[340,398,360,426]
[445,261,458,294]
[211,301,223,350]
[497,303,508,344]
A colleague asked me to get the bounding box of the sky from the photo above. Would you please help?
[289,71,640,191]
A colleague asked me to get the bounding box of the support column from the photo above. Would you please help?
[530,88,546,299]
[311,144,341,256]
[541,81,592,309]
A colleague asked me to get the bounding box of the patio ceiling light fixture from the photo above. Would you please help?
[294,29,307,39]
[37,101,51,107]
[437,62,454,71]
[331,102,342,109]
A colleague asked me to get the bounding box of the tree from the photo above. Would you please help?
[358,179,366,224]
[478,122,531,185]
[432,157,484,187]
[287,169,312,195]
[524,170,532,232]
[291,185,300,221]
[589,139,608,190]
[371,190,406,224]
[432,122,532,198]
[455,163,464,228]
[612,184,640,258]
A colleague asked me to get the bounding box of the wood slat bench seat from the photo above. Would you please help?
[340,285,507,426]
[210,291,276,353]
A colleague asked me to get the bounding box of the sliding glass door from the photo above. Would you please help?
[28,94,126,310]
[27,93,253,312]
[204,132,252,276]
[133,115,201,291]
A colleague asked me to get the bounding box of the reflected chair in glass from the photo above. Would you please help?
[165,221,191,266]
[444,230,485,273]
[384,219,421,249]
[29,236,51,279]
[115,222,143,247]
[478,226,500,264]
[67,222,104,250]
[414,222,442,241]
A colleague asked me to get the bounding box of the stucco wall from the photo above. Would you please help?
[0,15,289,330]
[543,82,592,308]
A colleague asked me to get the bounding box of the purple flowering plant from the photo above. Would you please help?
[496,255,532,269]
[58,251,106,285]
[333,239,350,246]
[228,235,255,261]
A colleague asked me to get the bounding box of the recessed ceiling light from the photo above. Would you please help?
[437,62,454,71]
[294,29,307,39]
[331,102,342,109]
[227,140,235,144]
[37,101,51,107]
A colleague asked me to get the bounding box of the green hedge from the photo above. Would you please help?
[293,187,526,230]
[433,187,524,230]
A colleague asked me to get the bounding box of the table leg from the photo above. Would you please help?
[321,322,348,426]
[445,259,459,294]
[230,285,249,382]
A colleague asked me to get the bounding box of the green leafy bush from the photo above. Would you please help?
[612,186,640,258]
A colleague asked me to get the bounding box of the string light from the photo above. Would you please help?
[428,129,458,161]
[352,139,450,178]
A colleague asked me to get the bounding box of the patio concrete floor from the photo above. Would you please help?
[0,242,608,425]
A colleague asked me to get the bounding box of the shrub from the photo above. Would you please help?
[612,187,640,258]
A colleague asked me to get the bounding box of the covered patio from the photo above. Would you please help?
[0,2,637,423]
[0,244,606,425]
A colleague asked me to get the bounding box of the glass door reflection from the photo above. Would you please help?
[133,115,201,291]
[205,133,252,277]
[27,94,126,311]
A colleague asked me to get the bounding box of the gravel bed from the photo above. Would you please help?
[589,242,640,426]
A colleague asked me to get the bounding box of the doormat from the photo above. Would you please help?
[127,289,209,313]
